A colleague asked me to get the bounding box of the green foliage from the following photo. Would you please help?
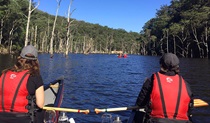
[1,0,210,58]
[0,0,140,54]
[140,0,210,58]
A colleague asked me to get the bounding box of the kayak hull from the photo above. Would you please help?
[44,76,64,122]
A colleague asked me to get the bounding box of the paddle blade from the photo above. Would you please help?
[194,99,208,107]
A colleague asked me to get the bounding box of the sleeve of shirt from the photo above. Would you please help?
[135,75,154,107]
[184,80,194,118]
[27,75,44,95]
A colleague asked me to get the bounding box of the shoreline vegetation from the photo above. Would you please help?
[0,46,126,56]
[1,0,210,58]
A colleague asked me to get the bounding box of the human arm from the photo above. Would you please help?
[27,75,45,108]
[184,81,194,120]
[35,85,44,108]
[135,75,153,107]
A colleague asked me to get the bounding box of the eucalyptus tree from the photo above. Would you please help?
[65,0,75,56]
[0,0,10,45]
[49,0,62,58]
[31,11,53,52]
[169,23,190,57]
[24,0,39,46]
[141,4,171,55]
[1,0,28,52]
[179,0,210,58]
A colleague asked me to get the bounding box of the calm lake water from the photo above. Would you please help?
[0,53,210,123]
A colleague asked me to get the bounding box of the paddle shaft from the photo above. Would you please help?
[95,99,208,113]
[43,106,90,114]
[95,106,138,114]
[43,99,208,114]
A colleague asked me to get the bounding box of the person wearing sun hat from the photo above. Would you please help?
[0,45,45,123]
[135,53,193,123]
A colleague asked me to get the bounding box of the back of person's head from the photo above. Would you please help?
[159,53,180,73]
[20,45,38,60]
[3,45,40,75]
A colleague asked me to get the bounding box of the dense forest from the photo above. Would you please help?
[0,0,209,58]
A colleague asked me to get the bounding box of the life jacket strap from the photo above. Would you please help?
[10,72,29,112]
[155,72,168,118]
[173,75,182,119]
[26,95,37,123]
[1,72,7,111]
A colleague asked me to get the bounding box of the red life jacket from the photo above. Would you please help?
[0,70,30,113]
[150,72,190,120]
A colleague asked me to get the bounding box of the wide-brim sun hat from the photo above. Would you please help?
[20,45,38,60]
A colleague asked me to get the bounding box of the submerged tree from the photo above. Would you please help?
[24,0,39,46]
[65,0,75,57]
[49,0,62,58]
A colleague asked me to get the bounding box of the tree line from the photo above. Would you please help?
[0,0,209,58]
[141,0,210,58]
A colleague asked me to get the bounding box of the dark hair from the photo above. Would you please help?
[2,56,40,75]
[160,64,180,74]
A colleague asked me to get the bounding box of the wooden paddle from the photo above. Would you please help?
[43,106,90,114]
[95,106,143,114]
[95,99,208,114]
[194,99,209,107]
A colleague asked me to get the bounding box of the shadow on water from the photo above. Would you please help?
[0,53,209,123]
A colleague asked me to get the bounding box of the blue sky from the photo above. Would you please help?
[33,0,171,33]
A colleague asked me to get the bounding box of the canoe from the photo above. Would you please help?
[43,76,64,123]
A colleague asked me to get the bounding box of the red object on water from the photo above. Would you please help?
[118,55,122,58]
[118,54,127,58]
[123,54,127,58]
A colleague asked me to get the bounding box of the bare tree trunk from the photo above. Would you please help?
[49,0,62,57]
[0,19,4,45]
[74,41,78,53]
[108,35,114,54]
[70,35,73,52]
[65,0,74,56]
[34,26,37,47]
[105,36,108,53]
[10,40,13,53]
[41,32,47,52]
[24,0,39,46]
[166,29,169,53]
[173,35,176,54]
[30,27,34,45]
[83,38,92,54]
[8,20,18,53]
[8,25,16,53]
[59,38,63,52]
[203,21,209,58]
[160,37,164,54]
[83,36,86,53]
[175,27,189,57]
[191,25,202,58]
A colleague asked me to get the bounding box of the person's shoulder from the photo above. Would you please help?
[28,74,44,88]
[29,74,43,82]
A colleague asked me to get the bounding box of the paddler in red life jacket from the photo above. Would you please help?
[118,53,123,58]
[0,45,44,123]
[135,53,193,123]
[123,53,127,58]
